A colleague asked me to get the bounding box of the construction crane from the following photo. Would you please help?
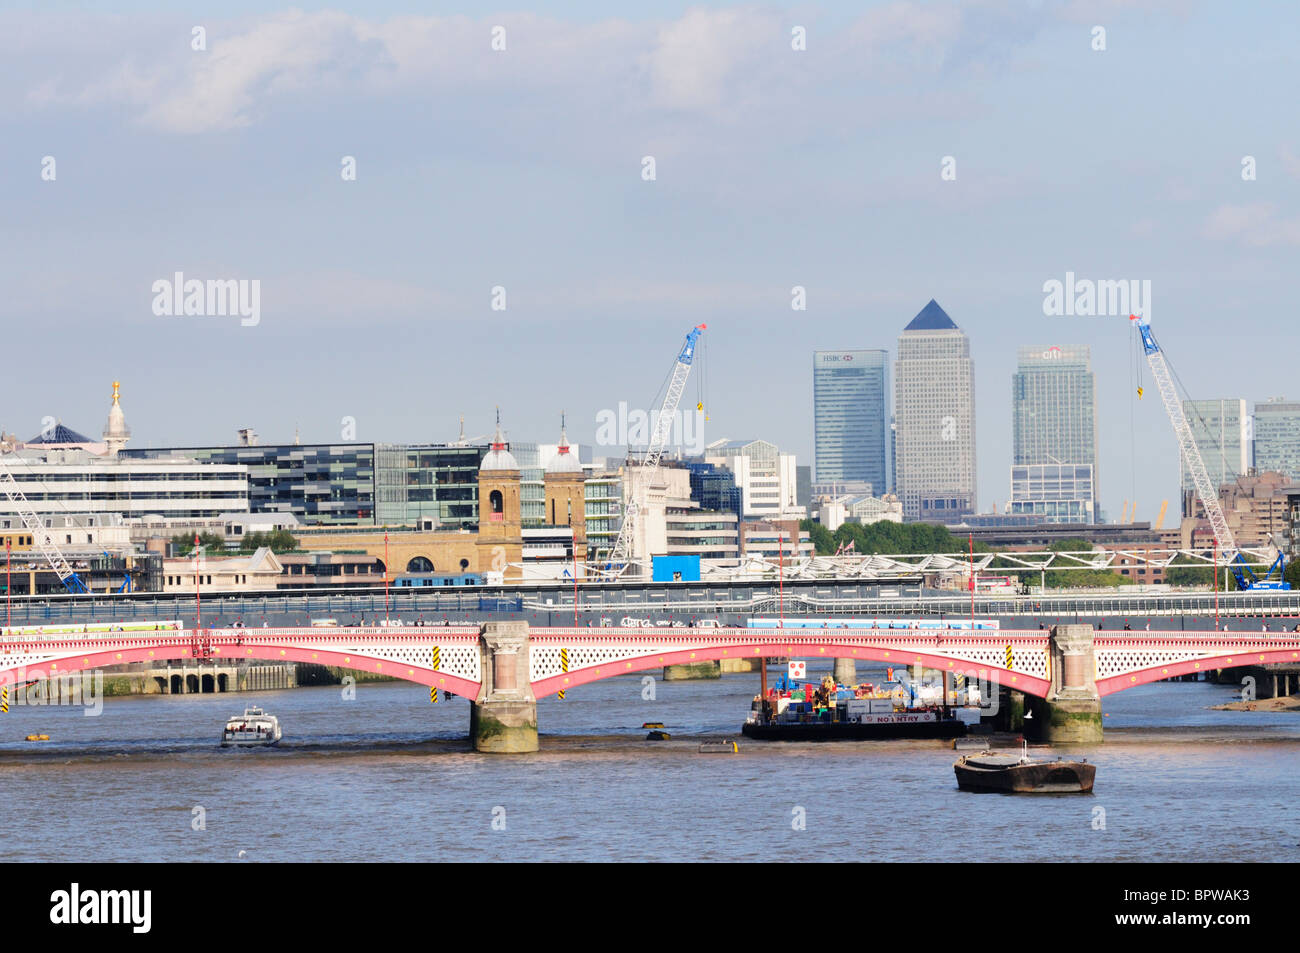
[602,324,706,576]
[0,452,88,593]
[1131,314,1288,590]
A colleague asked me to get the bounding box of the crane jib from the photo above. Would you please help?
[678,327,704,365]
[1133,314,1289,589]
[1137,323,1159,356]
[602,324,706,575]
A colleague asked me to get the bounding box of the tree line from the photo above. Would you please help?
[170,530,299,556]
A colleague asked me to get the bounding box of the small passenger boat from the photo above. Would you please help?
[220,707,283,747]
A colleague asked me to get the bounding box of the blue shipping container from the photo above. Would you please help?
[651,554,701,582]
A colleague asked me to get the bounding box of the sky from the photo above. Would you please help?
[2,0,1298,523]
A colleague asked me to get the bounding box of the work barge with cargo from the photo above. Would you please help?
[741,672,981,741]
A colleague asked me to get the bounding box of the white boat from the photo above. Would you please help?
[220,707,283,747]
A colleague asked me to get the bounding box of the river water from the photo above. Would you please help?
[1,662,1296,862]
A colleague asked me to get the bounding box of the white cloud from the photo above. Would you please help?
[10,5,1076,135]
[643,7,785,112]
[1201,203,1300,246]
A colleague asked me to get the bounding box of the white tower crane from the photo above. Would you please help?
[0,453,89,593]
[1132,314,1287,589]
[602,324,706,577]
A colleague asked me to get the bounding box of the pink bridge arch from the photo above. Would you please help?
[0,626,485,700]
[527,627,1053,699]
[1093,635,1300,696]
[3,625,1296,705]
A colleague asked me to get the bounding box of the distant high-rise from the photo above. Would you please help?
[894,300,976,521]
[1253,398,1300,482]
[1008,345,1098,522]
[1181,398,1248,516]
[812,349,890,493]
[704,438,802,519]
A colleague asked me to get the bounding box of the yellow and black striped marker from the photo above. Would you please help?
[431,646,441,671]
[558,647,569,700]
[1005,644,1013,670]
[430,686,438,704]
[1,686,7,714]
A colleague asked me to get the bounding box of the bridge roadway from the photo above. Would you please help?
[3,579,1300,632]
[4,622,1299,701]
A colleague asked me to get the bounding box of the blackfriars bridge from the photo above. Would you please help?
[3,620,1297,751]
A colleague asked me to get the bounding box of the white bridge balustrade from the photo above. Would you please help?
[2,622,1297,705]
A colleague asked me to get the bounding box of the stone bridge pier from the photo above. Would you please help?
[1027,623,1103,744]
[469,621,538,753]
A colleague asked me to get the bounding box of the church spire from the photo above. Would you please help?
[102,380,131,457]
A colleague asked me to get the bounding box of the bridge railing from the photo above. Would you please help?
[4,582,1300,626]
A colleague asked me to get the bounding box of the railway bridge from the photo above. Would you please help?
[3,620,1299,751]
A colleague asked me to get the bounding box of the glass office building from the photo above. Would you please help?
[812,349,890,492]
[685,461,744,519]
[124,442,489,527]
[1010,345,1098,521]
[1253,398,1300,482]
[389,444,488,527]
[1012,346,1097,469]
[510,442,546,527]
[584,475,622,557]
[1007,464,1096,522]
[1181,399,1248,514]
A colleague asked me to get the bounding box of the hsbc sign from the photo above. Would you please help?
[818,354,856,364]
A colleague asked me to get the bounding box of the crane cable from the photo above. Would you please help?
[1128,320,1138,518]
[702,335,712,423]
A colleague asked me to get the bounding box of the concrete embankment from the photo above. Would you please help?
[15,660,307,699]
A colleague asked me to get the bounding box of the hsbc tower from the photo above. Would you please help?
[812,349,891,493]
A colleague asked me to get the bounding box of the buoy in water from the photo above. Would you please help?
[698,741,738,754]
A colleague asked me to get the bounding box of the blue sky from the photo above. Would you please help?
[2,1,1298,522]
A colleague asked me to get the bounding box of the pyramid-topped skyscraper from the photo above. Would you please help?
[903,298,960,332]
[894,300,977,521]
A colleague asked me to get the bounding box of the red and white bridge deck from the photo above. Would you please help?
[2,623,1298,700]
